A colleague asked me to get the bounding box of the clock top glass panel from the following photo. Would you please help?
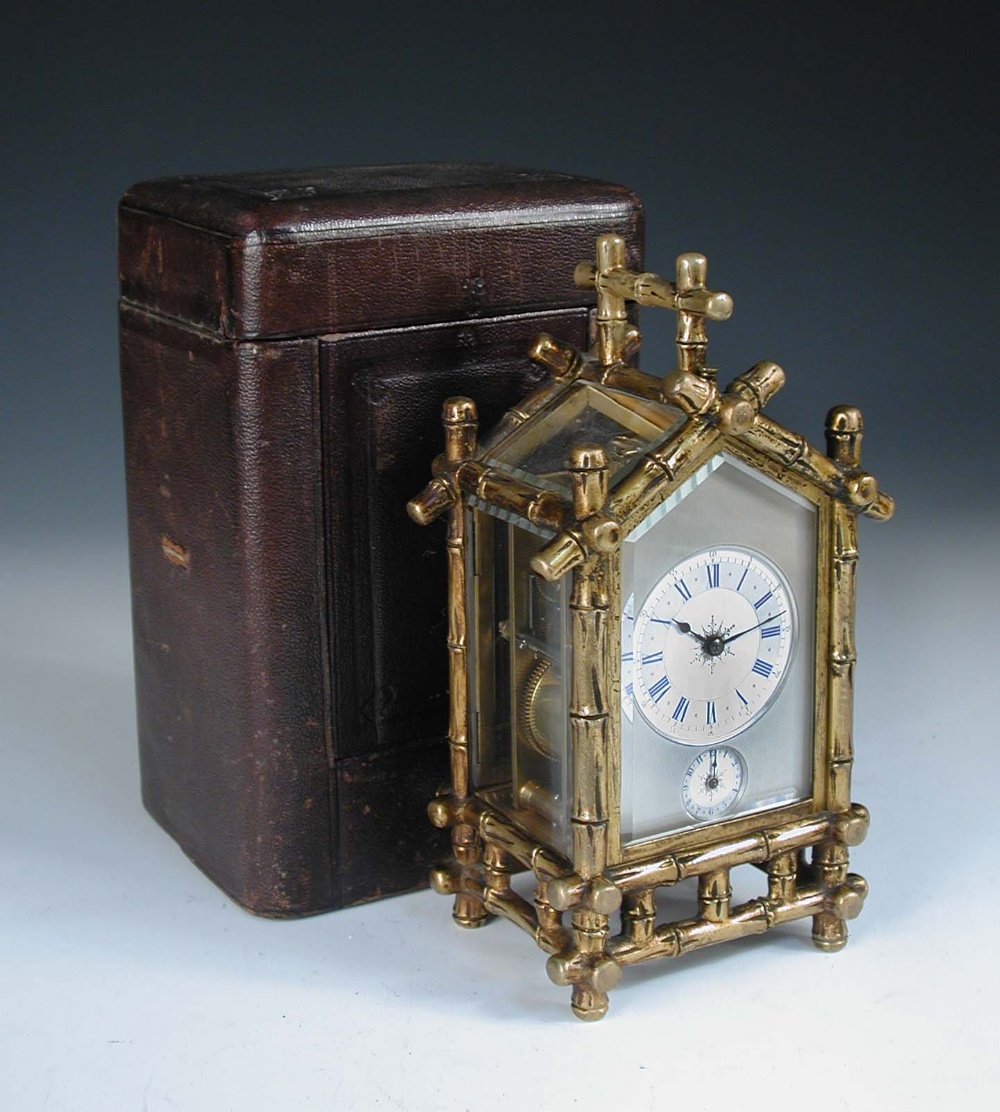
[484,382,684,496]
[619,452,817,847]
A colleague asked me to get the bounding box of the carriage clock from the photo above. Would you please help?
[408,234,894,1020]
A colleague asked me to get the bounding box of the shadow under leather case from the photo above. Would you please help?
[118,163,643,916]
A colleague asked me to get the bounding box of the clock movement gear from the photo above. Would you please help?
[518,656,561,759]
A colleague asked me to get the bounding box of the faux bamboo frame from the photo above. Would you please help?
[410,236,892,1019]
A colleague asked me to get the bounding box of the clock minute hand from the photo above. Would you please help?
[722,610,787,647]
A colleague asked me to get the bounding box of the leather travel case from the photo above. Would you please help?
[119,163,643,916]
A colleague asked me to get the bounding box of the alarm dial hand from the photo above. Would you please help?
[722,610,787,647]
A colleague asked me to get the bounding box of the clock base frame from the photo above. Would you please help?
[430,795,869,1020]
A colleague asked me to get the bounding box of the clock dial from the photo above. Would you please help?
[633,546,796,745]
[621,592,635,723]
[681,745,746,820]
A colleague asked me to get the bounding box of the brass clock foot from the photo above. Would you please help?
[452,893,490,929]
[812,935,849,953]
[811,912,849,952]
[570,985,609,1022]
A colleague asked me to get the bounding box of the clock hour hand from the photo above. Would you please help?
[671,618,709,646]
[722,610,787,646]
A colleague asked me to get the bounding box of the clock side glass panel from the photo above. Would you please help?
[467,508,513,791]
[466,509,572,854]
[467,511,569,849]
[619,453,817,845]
[509,524,571,853]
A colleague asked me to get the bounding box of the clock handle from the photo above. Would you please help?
[574,237,733,377]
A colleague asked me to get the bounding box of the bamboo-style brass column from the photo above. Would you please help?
[593,234,628,368]
[675,252,714,380]
[698,868,732,923]
[441,397,487,929]
[767,851,799,903]
[535,878,563,941]
[813,405,865,951]
[482,841,514,907]
[544,444,623,1020]
[621,890,657,946]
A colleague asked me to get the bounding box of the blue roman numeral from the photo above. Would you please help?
[751,658,773,678]
[675,579,692,601]
[706,700,717,725]
[672,696,690,722]
[648,675,671,703]
[736,568,748,591]
[625,682,634,700]
[736,688,748,706]
[641,651,663,665]
[753,590,773,610]
[706,563,720,588]
[761,625,781,639]
[622,651,634,661]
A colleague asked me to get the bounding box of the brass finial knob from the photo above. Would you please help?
[442,396,478,462]
[593,234,629,368]
[825,405,864,468]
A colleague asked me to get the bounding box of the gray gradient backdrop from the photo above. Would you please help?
[2,4,997,1109]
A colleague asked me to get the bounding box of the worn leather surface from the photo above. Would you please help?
[335,739,449,908]
[322,308,586,760]
[119,163,643,339]
[121,306,333,915]
[119,164,643,915]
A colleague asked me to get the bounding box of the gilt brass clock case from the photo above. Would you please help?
[410,235,893,1020]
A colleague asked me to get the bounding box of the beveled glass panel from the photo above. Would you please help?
[486,383,684,495]
[620,453,817,845]
[509,525,571,853]
[468,509,512,790]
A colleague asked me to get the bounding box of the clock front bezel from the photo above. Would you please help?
[606,436,833,867]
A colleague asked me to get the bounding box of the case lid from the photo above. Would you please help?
[118,163,643,340]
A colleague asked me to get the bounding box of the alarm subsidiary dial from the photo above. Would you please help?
[681,745,746,820]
